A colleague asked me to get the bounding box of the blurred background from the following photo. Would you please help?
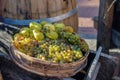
[77,0,99,51]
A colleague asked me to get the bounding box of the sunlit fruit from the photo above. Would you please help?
[29,29,34,38]
[54,23,65,32]
[33,29,44,41]
[29,22,42,30]
[46,31,58,40]
[13,33,24,40]
[20,27,30,37]
[43,23,55,32]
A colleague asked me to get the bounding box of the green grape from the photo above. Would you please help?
[67,33,80,45]
[55,52,62,60]
[75,50,83,59]
[67,58,73,63]
[41,57,46,61]
[79,39,89,52]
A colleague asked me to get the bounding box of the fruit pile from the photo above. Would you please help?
[13,21,89,63]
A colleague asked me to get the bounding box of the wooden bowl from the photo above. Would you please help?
[9,44,89,78]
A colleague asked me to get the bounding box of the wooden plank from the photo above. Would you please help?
[2,0,8,18]
[90,50,118,61]
[47,0,57,17]
[37,0,47,18]
[55,0,63,17]
[30,0,39,19]
[90,49,120,78]
[12,0,18,19]
[97,0,114,53]
[19,0,26,19]
[91,62,101,80]
[8,0,13,18]
[85,47,102,80]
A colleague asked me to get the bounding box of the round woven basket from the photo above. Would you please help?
[9,44,89,78]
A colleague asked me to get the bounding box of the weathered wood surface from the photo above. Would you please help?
[97,0,114,53]
[86,47,102,80]
[0,71,3,80]
[0,0,78,32]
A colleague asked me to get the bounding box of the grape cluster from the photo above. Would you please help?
[36,40,83,63]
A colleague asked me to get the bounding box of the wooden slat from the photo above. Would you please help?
[61,0,68,24]
[19,0,26,19]
[85,47,102,80]
[12,0,17,19]
[1,0,8,18]
[71,0,76,8]
[37,0,46,18]
[47,0,57,17]
[91,62,101,80]
[55,0,63,17]
[7,0,13,18]
[30,0,39,19]
[67,0,73,27]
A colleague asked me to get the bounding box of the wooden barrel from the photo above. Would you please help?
[0,0,78,32]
